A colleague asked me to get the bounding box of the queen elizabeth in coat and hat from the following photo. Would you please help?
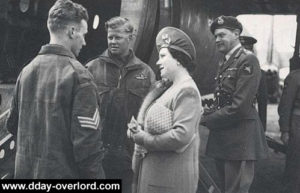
[127,27,203,193]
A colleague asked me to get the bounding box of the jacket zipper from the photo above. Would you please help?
[117,73,122,88]
[117,67,125,88]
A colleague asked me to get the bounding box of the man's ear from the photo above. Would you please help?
[233,29,240,39]
[67,26,76,39]
[128,34,133,40]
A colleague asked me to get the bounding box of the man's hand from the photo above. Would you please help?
[281,131,289,145]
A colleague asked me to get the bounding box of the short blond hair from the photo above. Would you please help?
[105,17,134,34]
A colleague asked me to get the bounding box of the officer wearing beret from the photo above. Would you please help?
[240,35,268,131]
[202,16,269,193]
[278,69,300,193]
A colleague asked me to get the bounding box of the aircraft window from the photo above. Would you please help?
[19,0,30,13]
[93,15,100,30]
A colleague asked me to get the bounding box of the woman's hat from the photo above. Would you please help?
[156,27,196,61]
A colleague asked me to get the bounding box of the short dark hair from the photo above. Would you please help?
[105,16,134,33]
[169,48,195,73]
[47,0,89,33]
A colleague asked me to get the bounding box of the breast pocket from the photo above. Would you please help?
[220,69,238,93]
[127,88,148,117]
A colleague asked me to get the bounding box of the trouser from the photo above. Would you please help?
[282,115,300,193]
[102,150,133,193]
[215,159,255,193]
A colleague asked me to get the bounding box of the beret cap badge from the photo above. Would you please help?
[217,17,224,25]
[156,26,196,61]
[162,34,171,45]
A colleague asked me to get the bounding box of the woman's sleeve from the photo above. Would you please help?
[142,87,202,151]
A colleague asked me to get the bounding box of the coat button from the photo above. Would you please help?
[217,106,220,109]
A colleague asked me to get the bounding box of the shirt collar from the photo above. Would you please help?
[38,44,76,59]
[225,43,241,61]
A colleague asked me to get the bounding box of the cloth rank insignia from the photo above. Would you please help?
[78,108,100,130]
[243,64,253,75]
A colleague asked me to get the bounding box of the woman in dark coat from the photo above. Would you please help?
[127,27,203,193]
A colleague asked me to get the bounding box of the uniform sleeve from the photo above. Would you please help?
[71,81,105,179]
[6,74,22,136]
[141,88,202,152]
[278,73,298,132]
[205,54,261,129]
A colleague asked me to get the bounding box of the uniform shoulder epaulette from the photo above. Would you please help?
[234,48,243,58]
[235,47,252,58]
[243,48,252,55]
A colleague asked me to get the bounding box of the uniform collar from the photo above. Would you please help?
[38,44,76,59]
[225,43,241,61]
[219,45,242,74]
[100,49,143,70]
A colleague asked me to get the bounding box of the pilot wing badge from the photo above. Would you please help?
[77,108,100,130]
[136,73,148,80]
